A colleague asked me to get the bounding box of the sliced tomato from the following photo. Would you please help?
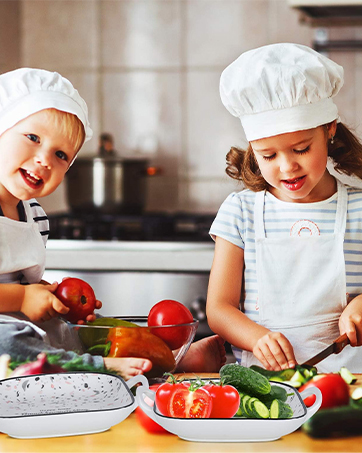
[202,383,240,418]
[168,386,212,418]
[155,381,189,416]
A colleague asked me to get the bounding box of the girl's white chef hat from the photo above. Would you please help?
[220,43,344,142]
[0,67,92,142]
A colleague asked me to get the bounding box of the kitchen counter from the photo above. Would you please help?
[0,374,361,452]
[45,240,215,272]
[0,413,360,453]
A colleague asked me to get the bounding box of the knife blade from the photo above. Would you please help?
[301,333,350,367]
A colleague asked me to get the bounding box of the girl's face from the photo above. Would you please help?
[0,110,78,206]
[251,124,337,203]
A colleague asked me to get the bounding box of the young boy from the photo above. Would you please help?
[0,68,226,380]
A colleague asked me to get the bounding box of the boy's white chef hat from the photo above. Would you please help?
[220,43,344,141]
[0,67,92,142]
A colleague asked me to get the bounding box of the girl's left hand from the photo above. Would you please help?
[339,295,362,346]
[76,299,103,325]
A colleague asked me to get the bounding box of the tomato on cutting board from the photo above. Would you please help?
[202,383,240,418]
[299,373,350,409]
[148,299,194,350]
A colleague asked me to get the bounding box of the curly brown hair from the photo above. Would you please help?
[225,122,362,192]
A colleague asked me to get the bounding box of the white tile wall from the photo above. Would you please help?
[2,0,362,214]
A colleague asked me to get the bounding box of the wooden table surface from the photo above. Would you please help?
[0,374,361,453]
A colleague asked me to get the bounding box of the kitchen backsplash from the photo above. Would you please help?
[1,0,362,214]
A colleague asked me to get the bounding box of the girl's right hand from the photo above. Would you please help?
[252,331,296,371]
[21,282,70,322]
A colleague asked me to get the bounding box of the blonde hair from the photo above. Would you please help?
[44,108,85,154]
[226,122,362,191]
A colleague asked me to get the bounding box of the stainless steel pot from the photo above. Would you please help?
[66,156,150,214]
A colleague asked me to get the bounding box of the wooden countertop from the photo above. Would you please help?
[0,374,361,452]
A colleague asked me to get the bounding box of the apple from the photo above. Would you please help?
[55,278,96,323]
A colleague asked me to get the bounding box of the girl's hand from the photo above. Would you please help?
[21,282,70,322]
[76,300,103,325]
[339,296,362,346]
[252,331,296,371]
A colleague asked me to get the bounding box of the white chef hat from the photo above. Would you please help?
[0,67,92,142]
[220,43,344,141]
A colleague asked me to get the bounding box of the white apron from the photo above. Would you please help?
[241,180,358,372]
[0,202,48,340]
[0,202,45,284]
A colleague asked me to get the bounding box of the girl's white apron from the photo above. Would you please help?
[241,180,358,372]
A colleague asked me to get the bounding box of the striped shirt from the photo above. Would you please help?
[209,184,362,323]
[27,199,50,246]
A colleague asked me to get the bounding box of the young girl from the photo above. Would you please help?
[0,68,226,380]
[207,43,362,373]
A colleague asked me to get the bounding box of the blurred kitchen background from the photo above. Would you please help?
[2,0,362,339]
[3,0,362,215]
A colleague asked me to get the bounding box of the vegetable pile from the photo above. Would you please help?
[220,364,294,419]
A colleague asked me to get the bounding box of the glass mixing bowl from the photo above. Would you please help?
[68,316,199,378]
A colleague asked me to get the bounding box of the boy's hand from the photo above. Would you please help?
[252,331,296,371]
[21,282,70,322]
[339,295,362,346]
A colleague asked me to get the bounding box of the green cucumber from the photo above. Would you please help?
[270,399,293,419]
[259,385,288,407]
[220,364,271,396]
[250,365,295,381]
[302,406,362,438]
[251,400,270,419]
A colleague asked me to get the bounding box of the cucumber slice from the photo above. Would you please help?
[290,370,305,384]
[246,397,259,416]
[270,399,293,419]
[241,395,251,416]
[351,387,362,401]
[339,367,357,385]
[251,400,270,419]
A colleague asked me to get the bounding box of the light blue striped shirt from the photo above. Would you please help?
[210,184,362,323]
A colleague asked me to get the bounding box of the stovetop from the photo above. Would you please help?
[47,212,216,242]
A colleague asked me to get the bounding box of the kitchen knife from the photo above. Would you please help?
[302,333,350,367]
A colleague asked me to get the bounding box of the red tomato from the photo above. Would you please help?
[202,383,240,418]
[168,386,212,418]
[299,373,350,409]
[155,381,189,416]
[55,278,96,323]
[148,299,194,350]
[135,385,169,434]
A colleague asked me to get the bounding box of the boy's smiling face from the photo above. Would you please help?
[0,109,78,206]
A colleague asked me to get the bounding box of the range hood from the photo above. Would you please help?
[288,0,362,24]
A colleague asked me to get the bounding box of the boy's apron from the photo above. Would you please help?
[240,180,358,372]
[0,208,45,284]
[0,206,47,340]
